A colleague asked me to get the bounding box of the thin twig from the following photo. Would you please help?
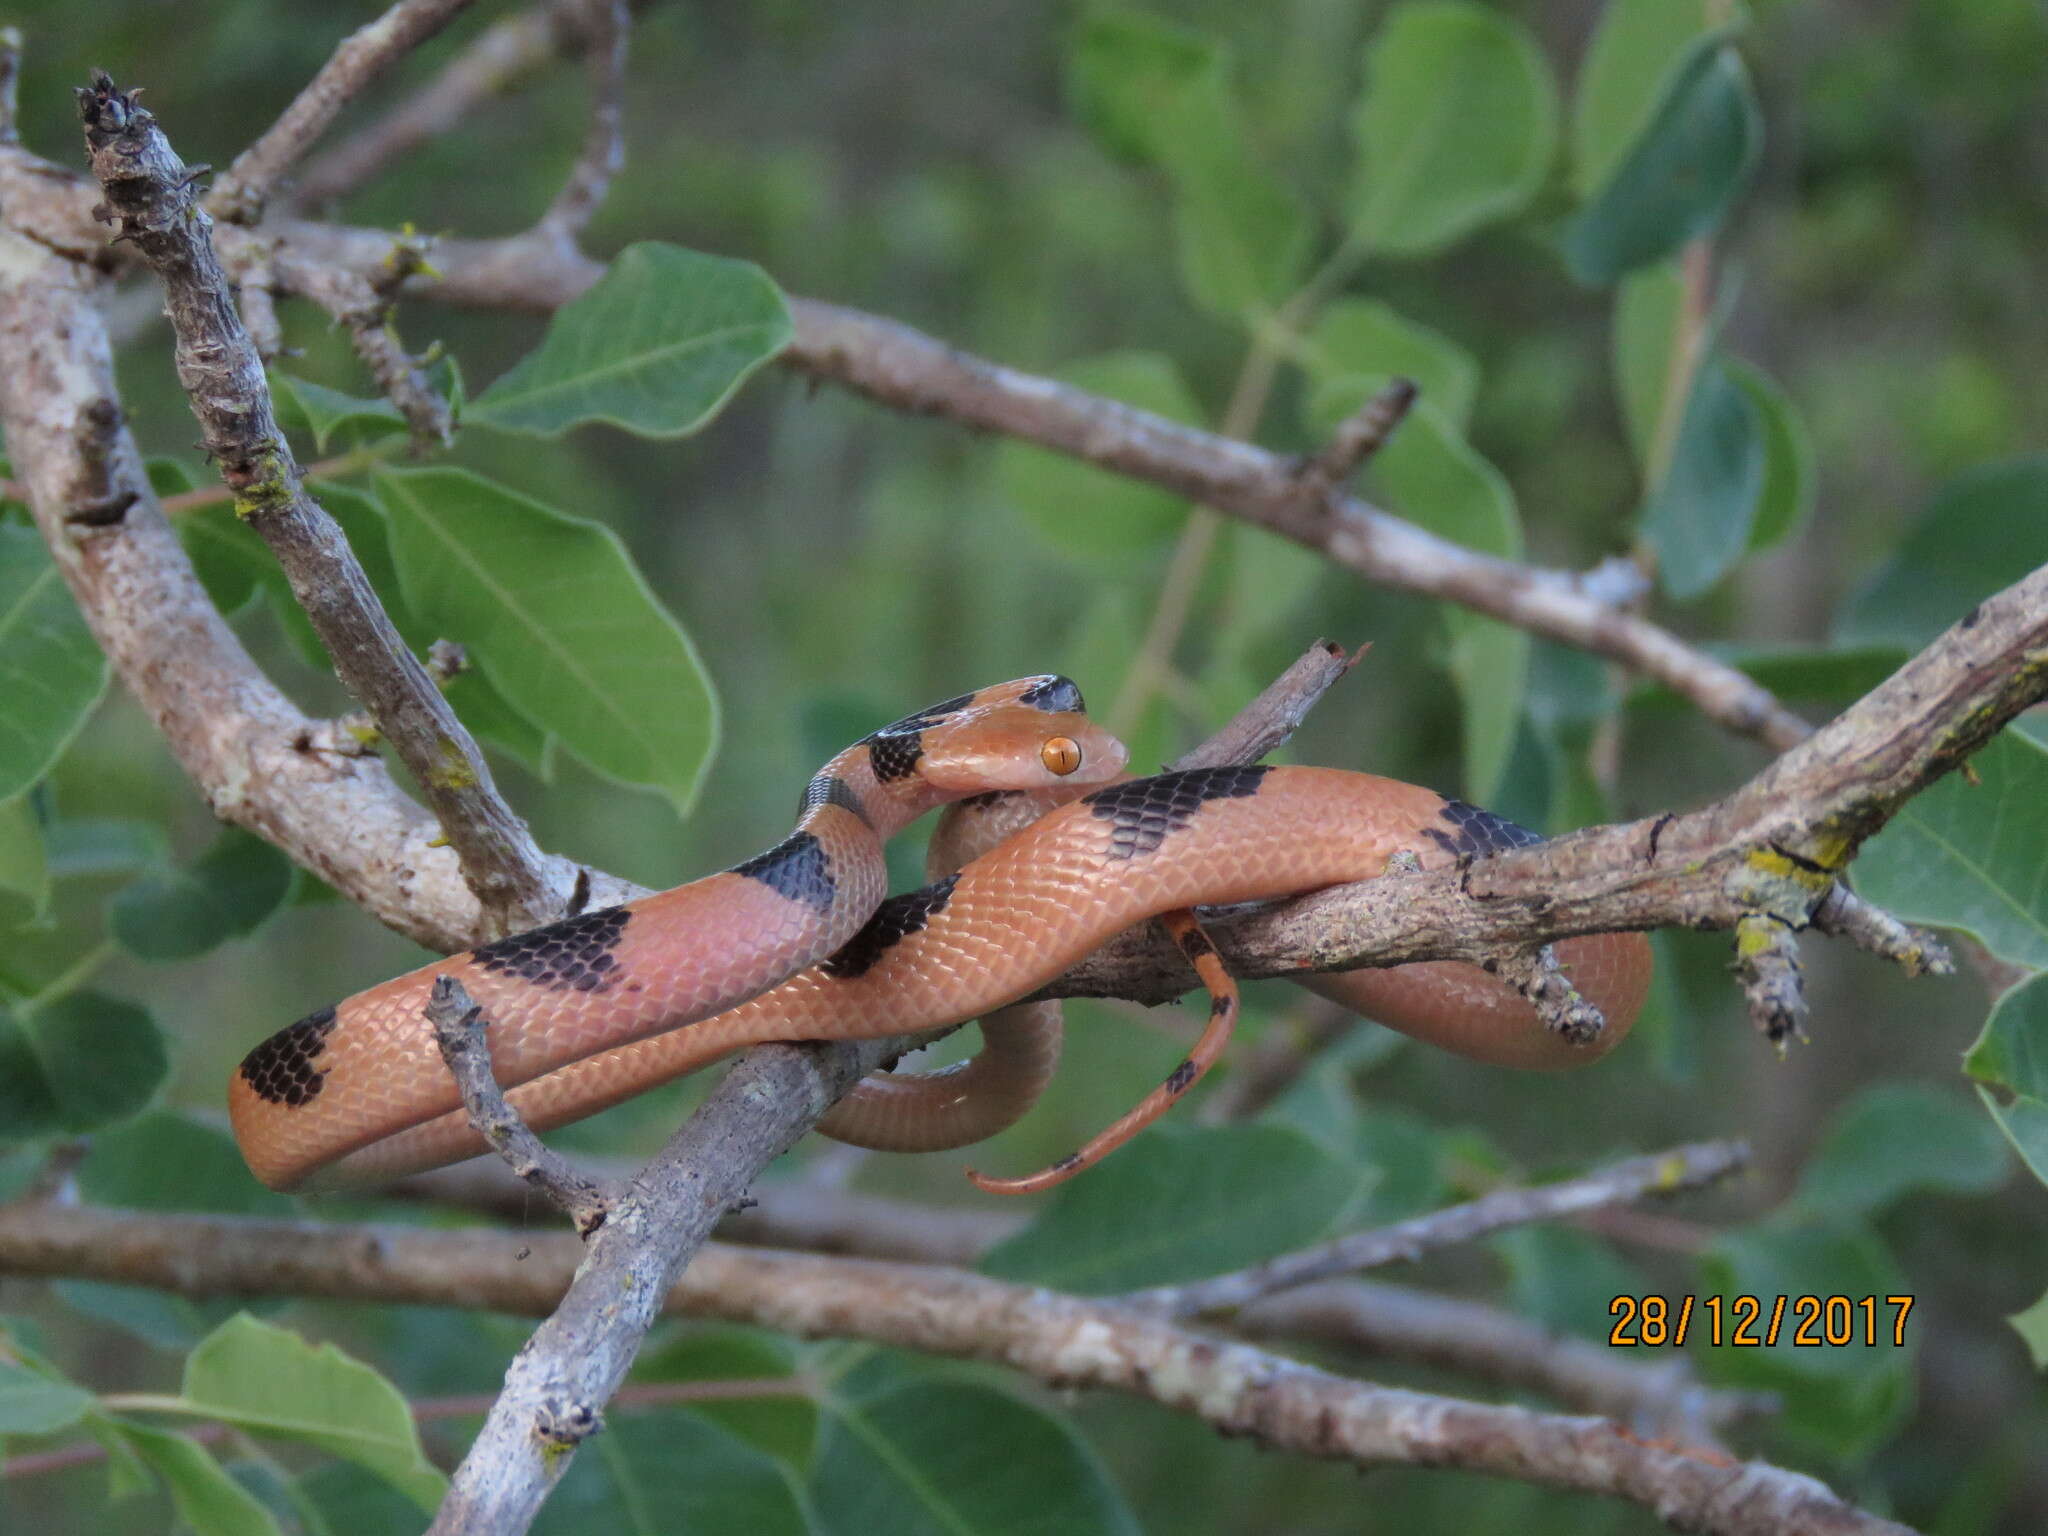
[0,155,1825,754]
[1810,884,1955,977]
[0,27,22,146]
[424,644,1362,1531]
[535,0,628,241]
[427,975,612,1235]
[293,0,654,210]
[1168,637,1355,770]
[77,73,555,934]
[0,1204,1913,1536]
[1732,912,1807,1047]
[1234,1280,1776,1445]
[1124,1140,1750,1318]
[209,0,481,224]
[1295,375,1418,496]
[290,243,455,448]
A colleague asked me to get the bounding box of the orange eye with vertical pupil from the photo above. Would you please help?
[1041,736,1082,775]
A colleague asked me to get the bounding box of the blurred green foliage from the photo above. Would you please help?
[3,0,2048,1532]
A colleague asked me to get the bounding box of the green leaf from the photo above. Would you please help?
[1302,299,1480,432]
[175,1315,446,1512]
[111,825,296,962]
[1855,730,2048,970]
[1794,1083,2009,1215]
[1612,260,1685,468]
[1570,0,1712,196]
[1496,1226,1648,1342]
[1067,13,1310,318]
[44,816,171,880]
[980,1124,1356,1294]
[636,1327,815,1467]
[1727,360,1815,551]
[1698,1214,1912,1459]
[813,1357,1138,1536]
[269,374,405,454]
[106,1418,284,1536]
[79,1111,294,1216]
[0,1360,94,1434]
[2008,1285,2048,1371]
[0,991,166,1139]
[1834,456,2048,652]
[1347,0,1560,255]
[1640,356,1764,598]
[535,1407,808,1536]
[374,467,719,811]
[1368,402,1527,800]
[1966,971,2048,1105]
[0,522,109,802]
[993,351,1199,557]
[1975,1087,2048,1193]
[470,243,792,437]
[0,794,47,917]
[1563,35,1762,286]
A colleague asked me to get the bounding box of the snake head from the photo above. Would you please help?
[912,676,1129,793]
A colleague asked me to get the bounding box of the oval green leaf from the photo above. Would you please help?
[1794,1083,2010,1215]
[1640,355,1764,598]
[0,1360,94,1434]
[374,467,719,812]
[1349,0,1561,256]
[1966,971,2048,1102]
[1698,1214,1912,1459]
[0,990,166,1140]
[111,826,296,962]
[105,1418,284,1536]
[0,522,109,803]
[1978,1087,2048,1191]
[1563,36,1762,286]
[534,1407,807,1536]
[0,794,47,918]
[1834,456,2048,652]
[1855,729,2048,971]
[470,243,792,437]
[814,1359,1138,1536]
[1066,13,1310,318]
[1570,0,1713,196]
[1727,359,1816,551]
[176,1314,446,1512]
[980,1123,1357,1294]
[269,372,406,454]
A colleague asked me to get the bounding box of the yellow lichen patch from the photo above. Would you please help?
[424,735,479,790]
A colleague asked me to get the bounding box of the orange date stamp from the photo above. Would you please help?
[1608,1294,1915,1348]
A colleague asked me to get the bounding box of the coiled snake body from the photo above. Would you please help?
[230,677,1649,1192]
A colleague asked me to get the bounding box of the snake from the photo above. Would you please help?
[230,676,1651,1193]
[228,676,1129,1191]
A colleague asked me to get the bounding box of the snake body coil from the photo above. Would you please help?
[231,685,1651,1192]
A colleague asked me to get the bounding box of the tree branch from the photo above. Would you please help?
[1125,1140,1750,1318]
[1027,562,2048,1013]
[0,154,1819,754]
[533,0,627,242]
[77,74,553,932]
[207,0,480,224]
[427,975,612,1235]
[0,1204,1908,1536]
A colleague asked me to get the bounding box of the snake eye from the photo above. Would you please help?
[1041,736,1082,776]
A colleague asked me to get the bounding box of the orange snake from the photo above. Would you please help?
[229,677,1650,1193]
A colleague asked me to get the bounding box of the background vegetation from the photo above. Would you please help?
[3,0,2047,1531]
